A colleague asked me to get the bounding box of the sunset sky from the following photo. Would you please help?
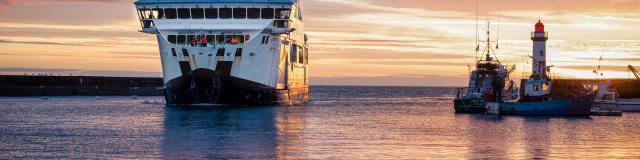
[0,0,639,86]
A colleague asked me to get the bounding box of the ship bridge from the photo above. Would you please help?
[134,0,300,34]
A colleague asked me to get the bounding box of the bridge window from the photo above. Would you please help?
[274,20,288,28]
[166,34,250,46]
[138,8,151,19]
[137,9,144,19]
[216,35,225,44]
[290,45,297,63]
[247,8,260,19]
[187,35,196,46]
[219,8,232,19]
[177,8,190,19]
[298,46,304,63]
[177,35,186,44]
[191,8,204,19]
[154,8,164,19]
[167,35,177,44]
[261,8,274,19]
[275,8,291,19]
[225,35,245,44]
[233,8,246,19]
[205,8,218,19]
[165,8,177,19]
[304,47,309,64]
[206,35,215,44]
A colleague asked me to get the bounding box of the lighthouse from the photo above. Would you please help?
[531,20,549,79]
[521,20,552,100]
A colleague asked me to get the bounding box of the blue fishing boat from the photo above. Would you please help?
[486,20,595,116]
[496,93,595,116]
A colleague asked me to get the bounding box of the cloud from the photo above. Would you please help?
[0,39,113,47]
[363,0,640,14]
[0,0,128,7]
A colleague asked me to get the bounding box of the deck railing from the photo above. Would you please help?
[455,87,482,99]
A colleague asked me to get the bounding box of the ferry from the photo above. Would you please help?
[486,20,596,116]
[454,22,518,113]
[134,0,309,105]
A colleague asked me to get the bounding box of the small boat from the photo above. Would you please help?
[488,20,595,116]
[590,82,622,116]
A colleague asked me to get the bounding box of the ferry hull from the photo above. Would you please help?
[497,93,596,116]
[164,69,308,106]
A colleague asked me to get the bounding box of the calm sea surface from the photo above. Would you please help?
[1,86,639,159]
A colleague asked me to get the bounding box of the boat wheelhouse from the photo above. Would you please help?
[134,0,309,105]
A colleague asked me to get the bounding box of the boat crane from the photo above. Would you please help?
[628,65,640,80]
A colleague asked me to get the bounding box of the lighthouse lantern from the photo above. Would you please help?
[535,20,544,32]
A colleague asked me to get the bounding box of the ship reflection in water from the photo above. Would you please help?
[1,86,640,159]
[162,106,282,159]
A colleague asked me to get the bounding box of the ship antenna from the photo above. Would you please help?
[594,44,606,80]
[496,8,500,50]
[493,8,501,63]
[474,0,479,62]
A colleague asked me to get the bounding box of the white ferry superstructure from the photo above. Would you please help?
[134,0,309,105]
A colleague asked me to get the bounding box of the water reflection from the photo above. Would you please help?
[162,105,282,159]
[2,88,640,159]
[156,86,640,159]
[522,116,551,159]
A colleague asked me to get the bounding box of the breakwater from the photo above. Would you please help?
[552,79,640,99]
[0,75,164,96]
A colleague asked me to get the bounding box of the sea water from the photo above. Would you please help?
[1,86,639,159]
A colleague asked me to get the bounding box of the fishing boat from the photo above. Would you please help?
[454,22,518,113]
[133,0,309,105]
[487,20,596,116]
[588,49,622,116]
[591,65,640,113]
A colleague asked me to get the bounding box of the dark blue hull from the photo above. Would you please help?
[498,93,596,116]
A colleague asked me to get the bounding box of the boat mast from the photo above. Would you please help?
[594,44,606,80]
[475,0,480,62]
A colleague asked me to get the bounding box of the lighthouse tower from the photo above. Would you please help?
[531,20,549,79]
[521,20,552,101]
